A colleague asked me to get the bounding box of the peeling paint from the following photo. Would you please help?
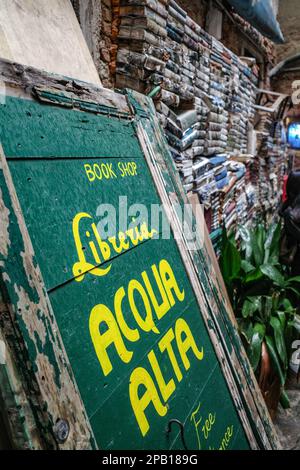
[0,69,280,449]
[0,339,6,364]
[0,187,11,257]
[129,89,281,450]
[0,140,95,448]
[2,272,11,283]
[14,284,47,346]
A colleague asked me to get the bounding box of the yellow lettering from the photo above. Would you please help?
[118,161,125,177]
[114,286,140,342]
[108,232,130,253]
[175,318,204,370]
[84,164,96,182]
[125,227,139,246]
[129,367,167,436]
[190,403,202,450]
[85,230,101,264]
[107,163,117,178]
[93,163,102,180]
[159,259,185,306]
[202,414,216,440]
[148,350,175,402]
[158,328,182,382]
[128,280,159,334]
[101,163,110,179]
[92,223,111,261]
[219,425,234,450]
[72,212,111,281]
[131,162,137,175]
[141,266,170,321]
[89,304,133,376]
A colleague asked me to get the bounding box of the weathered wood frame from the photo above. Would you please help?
[125,89,281,450]
[0,59,280,449]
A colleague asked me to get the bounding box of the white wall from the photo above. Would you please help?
[0,0,101,86]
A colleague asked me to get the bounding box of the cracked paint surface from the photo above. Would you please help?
[0,188,10,258]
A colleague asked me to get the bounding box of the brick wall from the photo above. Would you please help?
[272,71,298,95]
[71,0,275,89]
[271,0,300,96]
[176,0,207,29]
[276,0,300,63]
[71,0,113,87]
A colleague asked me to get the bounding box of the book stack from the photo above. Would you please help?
[166,108,200,192]
[205,41,229,157]
[232,11,276,65]
[113,0,285,252]
[116,0,169,92]
[254,117,288,224]
[227,59,257,155]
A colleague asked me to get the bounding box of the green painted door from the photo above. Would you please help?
[0,94,251,450]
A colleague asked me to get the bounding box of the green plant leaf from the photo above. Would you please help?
[241,260,255,273]
[238,225,252,261]
[220,230,241,287]
[260,264,285,288]
[264,223,276,264]
[263,296,273,319]
[280,390,290,409]
[245,268,263,283]
[270,316,287,369]
[287,287,300,298]
[272,292,281,312]
[242,299,254,318]
[276,311,286,331]
[229,247,241,280]
[257,224,266,251]
[242,296,262,318]
[285,319,297,357]
[267,223,281,264]
[293,314,300,334]
[252,226,265,267]
[253,322,266,338]
[248,331,263,372]
[238,319,253,344]
[280,298,293,311]
[286,276,300,284]
[265,335,286,386]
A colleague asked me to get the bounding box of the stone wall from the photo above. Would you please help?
[276,0,300,63]
[71,0,276,89]
[272,71,299,95]
[176,0,207,29]
[271,0,300,97]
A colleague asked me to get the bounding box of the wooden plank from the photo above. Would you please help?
[135,120,258,449]
[0,93,251,450]
[0,58,129,115]
[0,144,95,449]
[0,300,40,449]
[0,64,281,450]
[127,89,281,449]
[188,193,233,316]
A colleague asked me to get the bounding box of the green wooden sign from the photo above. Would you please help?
[0,63,279,450]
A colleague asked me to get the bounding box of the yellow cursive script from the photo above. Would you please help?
[72,212,157,282]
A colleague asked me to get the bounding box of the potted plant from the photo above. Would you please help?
[220,223,300,417]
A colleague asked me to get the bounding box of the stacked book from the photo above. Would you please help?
[114,0,285,254]
[254,116,288,225]
[227,61,257,154]
[166,108,200,192]
[116,0,168,92]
